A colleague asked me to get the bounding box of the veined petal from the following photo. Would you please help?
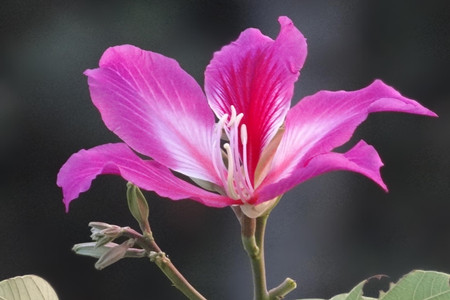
[205,16,307,180]
[85,45,219,184]
[57,143,236,212]
[256,140,386,203]
[265,80,437,184]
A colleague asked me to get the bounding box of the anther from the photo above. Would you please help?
[240,124,248,145]
[240,124,253,194]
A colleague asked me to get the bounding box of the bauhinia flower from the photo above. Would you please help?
[57,16,436,218]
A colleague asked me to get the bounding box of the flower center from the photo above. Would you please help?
[212,106,254,202]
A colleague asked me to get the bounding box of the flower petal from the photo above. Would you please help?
[85,45,219,184]
[265,80,437,184]
[205,16,307,180]
[256,140,386,203]
[57,143,236,212]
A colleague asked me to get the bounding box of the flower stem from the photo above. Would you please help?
[149,252,207,300]
[123,228,206,300]
[241,214,269,300]
[238,195,296,300]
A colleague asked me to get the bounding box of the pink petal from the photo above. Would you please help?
[265,80,437,185]
[256,140,386,203]
[204,16,307,180]
[57,143,236,212]
[85,45,220,184]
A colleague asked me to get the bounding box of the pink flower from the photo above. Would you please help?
[57,16,436,217]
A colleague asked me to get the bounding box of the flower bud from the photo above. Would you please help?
[72,242,107,258]
[89,222,127,248]
[94,239,136,270]
[72,240,146,270]
[126,183,149,231]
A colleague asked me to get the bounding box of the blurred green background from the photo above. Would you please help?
[1,1,449,299]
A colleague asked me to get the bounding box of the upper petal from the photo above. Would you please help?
[57,143,237,212]
[264,80,437,185]
[85,45,219,184]
[204,16,307,181]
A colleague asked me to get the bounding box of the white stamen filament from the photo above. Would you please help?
[229,105,238,126]
[211,115,229,187]
[223,143,239,199]
[212,105,254,202]
[240,124,253,195]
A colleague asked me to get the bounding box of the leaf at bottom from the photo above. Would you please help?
[0,275,58,300]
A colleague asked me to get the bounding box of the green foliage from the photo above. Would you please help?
[299,270,450,300]
[0,275,58,300]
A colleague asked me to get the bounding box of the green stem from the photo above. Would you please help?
[150,252,207,300]
[242,215,269,300]
[239,195,296,300]
[268,278,297,299]
[124,228,206,300]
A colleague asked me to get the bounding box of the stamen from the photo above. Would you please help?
[240,124,253,194]
[240,124,248,145]
[211,114,228,187]
[229,112,247,200]
[229,106,237,126]
[223,143,238,199]
[211,105,255,202]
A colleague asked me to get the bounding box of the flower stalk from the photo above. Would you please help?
[149,251,206,300]
[123,227,206,300]
[239,195,297,300]
[239,196,294,300]
[73,184,207,300]
[242,214,269,300]
[126,186,206,300]
[75,222,206,300]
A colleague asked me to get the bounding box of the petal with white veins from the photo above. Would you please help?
[85,45,220,184]
[257,140,386,203]
[264,80,437,186]
[57,143,236,211]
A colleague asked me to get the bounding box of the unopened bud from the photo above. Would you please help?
[126,183,149,232]
[89,222,127,248]
[73,240,146,270]
[73,242,108,258]
[94,239,136,270]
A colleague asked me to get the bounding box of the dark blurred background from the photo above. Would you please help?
[1,1,449,299]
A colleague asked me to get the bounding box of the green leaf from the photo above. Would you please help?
[297,270,449,300]
[326,281,376,300]
[297,279,376,300]
[0,275,58,300]
[381,270,450,300]
[337,280,365,300]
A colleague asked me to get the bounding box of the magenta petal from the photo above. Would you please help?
[205,16,307,179]
[85,45,220,184]
[57,143,236,211]
[257,140,386,204]
[267,80,437,184]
